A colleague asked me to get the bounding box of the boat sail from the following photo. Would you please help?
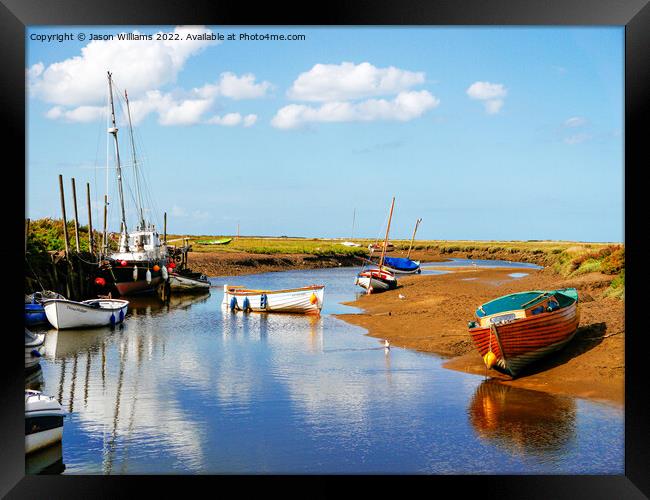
[355,197,398,293]
[97,71,168,296]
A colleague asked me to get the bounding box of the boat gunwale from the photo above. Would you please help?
[41,298,130,311]
[225,285,325,296]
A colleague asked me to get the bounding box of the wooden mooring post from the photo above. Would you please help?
[86,182,94,255]
[25,218,30,254]
[71,177,81,252]
[163,212,167,245]
[58,174,70,257]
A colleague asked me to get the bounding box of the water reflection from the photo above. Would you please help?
[25,441,65,475]
[468,380,577,455]
[25,365,43,391]
[32,267,622,474]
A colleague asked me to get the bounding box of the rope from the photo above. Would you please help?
[25,255,46,291]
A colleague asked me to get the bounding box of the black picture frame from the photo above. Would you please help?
[2,0,647,497]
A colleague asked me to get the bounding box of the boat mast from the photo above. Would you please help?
[407,218,422,259]
[351,208,356,240]
[379,197,395,268]
[107,71,129,252]
[124,89,146,231]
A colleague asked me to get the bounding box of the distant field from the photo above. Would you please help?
[26,218,624,299]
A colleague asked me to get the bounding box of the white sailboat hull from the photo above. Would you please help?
[222,285,324,314]
[43,299,129,329]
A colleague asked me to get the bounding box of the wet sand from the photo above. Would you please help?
[336,266,624,406]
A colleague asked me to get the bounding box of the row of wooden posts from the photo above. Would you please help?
[25,174,169,260]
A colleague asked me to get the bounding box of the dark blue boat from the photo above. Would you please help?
[381,256,421,274]
[25,291,65,326]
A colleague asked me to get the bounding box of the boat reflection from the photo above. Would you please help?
[25,441,65,475]
[221,308,324,351]
[25,365,44,391]
[468,380,576,455]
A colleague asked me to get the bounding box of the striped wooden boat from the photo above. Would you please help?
[223,285,324,314]
[468,288,579,378]
[355,268,397,292]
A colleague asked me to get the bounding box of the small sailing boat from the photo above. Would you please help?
[356,197,398,293]
[223,285,325,314]
[468,288,580,377]
[42,298,129,330]
[96,72,168,296]
[378,218,422,274]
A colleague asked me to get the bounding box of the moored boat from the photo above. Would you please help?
[356,197,399,293]
[42,298,129,330]
[223,285,324,314]
[355,268,398,292]
[94,72,169,297]
[203,238,232,245]
[368,241,394,253]
[169,270,211,291]
[25,328,45,371]
[25,390,64,454]
[468,288,580,377]
[25,291,66,326]
[378,256,421,275]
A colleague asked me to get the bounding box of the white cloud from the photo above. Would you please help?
[28,26,218,107]
[28,26,267,127]
[466,81,507,114]
[564,133,591,145]
[272,90,439,129]
[287,62,426,102]
[205,112,258,127]
[45,105,106,122]
[564,116,587,128]
[171,205,188,217]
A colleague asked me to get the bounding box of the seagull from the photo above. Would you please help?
[383,339,390,349]
[398,293,406,300]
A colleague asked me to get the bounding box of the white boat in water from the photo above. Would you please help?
[25,329,45,371]
[25,390,64,454]
[42,298,129,330]
[223,285,324,314]
[169,271,210,291]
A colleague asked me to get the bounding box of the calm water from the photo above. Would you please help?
[26,261,623,474]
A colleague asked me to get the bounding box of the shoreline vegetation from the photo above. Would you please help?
[26,218,624,404]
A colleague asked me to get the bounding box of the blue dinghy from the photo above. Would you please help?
[381,256,421,275]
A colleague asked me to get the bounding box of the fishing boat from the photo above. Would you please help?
[468,288,580,378]
[356,197,398,293]
[42,298,129,330]
[95,72,168,296]
[169,269,210,291]
[25,328,45,371]
[25,390,64,454]
[223,285,324,314]
[25,291,66,326]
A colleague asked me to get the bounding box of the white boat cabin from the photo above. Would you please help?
[113,224,167,262]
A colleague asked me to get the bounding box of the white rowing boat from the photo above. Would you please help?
[222,285,324,314]
[42,298,129,330]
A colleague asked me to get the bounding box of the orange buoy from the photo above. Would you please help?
[310,293,318,305]
[153,265,160,272]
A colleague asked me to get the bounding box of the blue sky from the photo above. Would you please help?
[26,26,623,242]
